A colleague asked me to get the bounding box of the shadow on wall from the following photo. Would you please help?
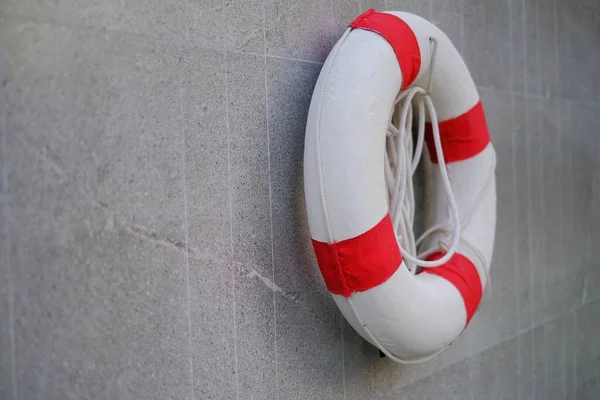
[265,56,346,396]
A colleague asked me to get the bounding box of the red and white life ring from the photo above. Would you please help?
[304,10,496,363]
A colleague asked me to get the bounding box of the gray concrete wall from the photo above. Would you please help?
[1,0,599,399]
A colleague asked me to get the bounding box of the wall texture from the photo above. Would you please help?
[1,0,599,399]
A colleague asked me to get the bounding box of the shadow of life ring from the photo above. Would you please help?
[304,9,497,363]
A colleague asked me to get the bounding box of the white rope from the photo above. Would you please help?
[385,87,495,292]
[386,87,462,272]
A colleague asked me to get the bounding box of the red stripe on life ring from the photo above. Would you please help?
[421,252,483,324]
[350,9,421,90]
[425,101,491,164]
[312,214,402,297]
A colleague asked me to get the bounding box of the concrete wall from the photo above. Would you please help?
[1,0,599,399]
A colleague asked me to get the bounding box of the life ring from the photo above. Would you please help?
[304,9,496,363]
